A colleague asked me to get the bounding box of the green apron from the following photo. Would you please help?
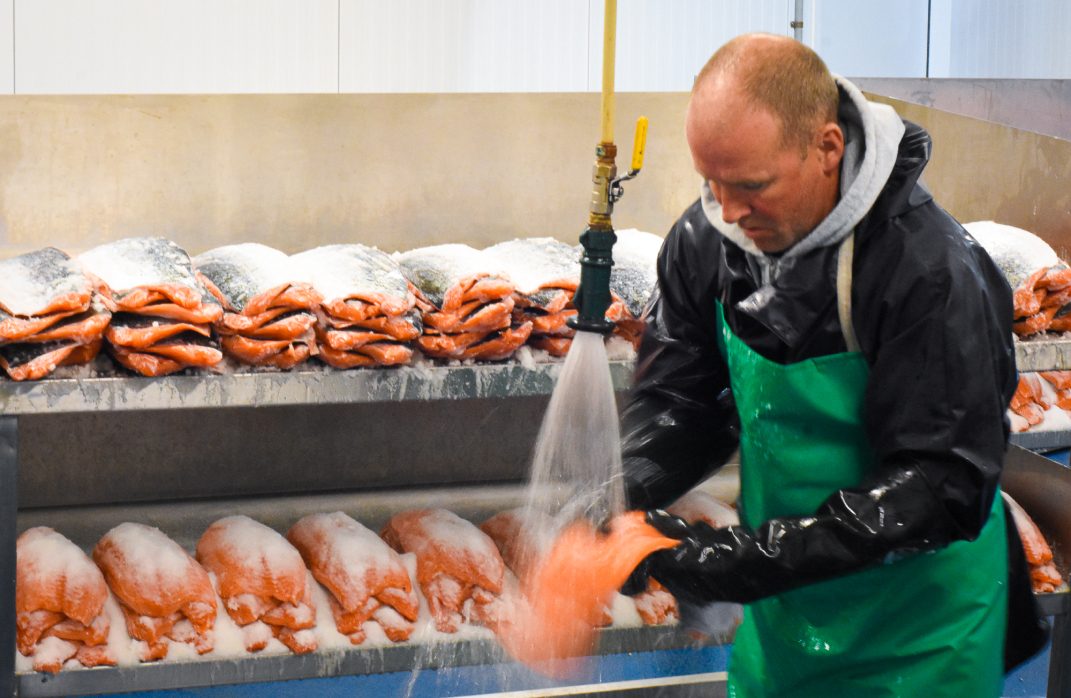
[718,235,1007,697]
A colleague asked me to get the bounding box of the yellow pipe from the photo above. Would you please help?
[600,0,617,145]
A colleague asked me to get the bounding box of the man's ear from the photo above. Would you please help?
[815,122,844,175]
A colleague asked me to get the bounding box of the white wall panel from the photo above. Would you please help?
[0,0,11,93]
[15,0,337,94]
[340,0,589,93]
[808,0,928,78]
[592,0,793,92]
[935,0,1071,78]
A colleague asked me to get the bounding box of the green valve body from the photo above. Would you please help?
[568,226,617,334]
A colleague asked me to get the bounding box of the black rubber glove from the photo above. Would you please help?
[641,509,736,606]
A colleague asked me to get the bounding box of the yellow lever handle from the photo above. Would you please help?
[630,116,648,172]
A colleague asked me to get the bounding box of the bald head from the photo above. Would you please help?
[692,34,839,152]
[684,34,845,252]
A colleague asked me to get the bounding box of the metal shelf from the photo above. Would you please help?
[0,360,636,416]
[1015,337,1071,372]
[1010,430,1071,451]
[16,625,705,698]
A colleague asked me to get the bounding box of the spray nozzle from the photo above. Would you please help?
[568,117,648,334]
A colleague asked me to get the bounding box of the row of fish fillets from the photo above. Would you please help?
[396,229,659,360]
[16,494,736,675]
[16,508,508,673]
[0,231,663,379]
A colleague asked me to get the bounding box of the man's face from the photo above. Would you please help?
[686,87,841,253]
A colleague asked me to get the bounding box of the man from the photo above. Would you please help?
[621,33,1047,697]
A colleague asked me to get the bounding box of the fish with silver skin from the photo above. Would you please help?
[609,228,663,319]
[483,237,579,309]
[963,221,1062,290]
[292,244,412,310]
[77,237,207,304]
[193,243,297,313]
[396,244,509,309]
[0,247,92,318]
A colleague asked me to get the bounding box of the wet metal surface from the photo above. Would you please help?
[0,360,635,415]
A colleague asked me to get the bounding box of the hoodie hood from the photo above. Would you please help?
[700,75,905,278]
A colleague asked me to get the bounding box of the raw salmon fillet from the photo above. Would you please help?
[93,523,217,660]
[287,512,418,645]
[1003,492,1065,593]
[196,515,317,654]
[1010,374,1048,429]
[381,508,505,633]
[16,527,115,673]
[0,340,102,381]
[481,509,613,627]
[293,244,421,368]
[495,511,678,672]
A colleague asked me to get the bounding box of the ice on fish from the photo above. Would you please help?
[78,237,203,297]
[0,247,92,317]
[964,221,1061,289]
[396,244,509,309]
[482,238,579,298]
[609,229,663,318]
[193,244,296,313]
[292,244,410,306]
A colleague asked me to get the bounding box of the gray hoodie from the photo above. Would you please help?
[699,75,906,285]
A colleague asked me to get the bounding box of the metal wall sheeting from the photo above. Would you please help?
[0,92,696,258]
[866,93,1071,256]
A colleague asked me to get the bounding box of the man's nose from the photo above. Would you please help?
[719,191,750,225]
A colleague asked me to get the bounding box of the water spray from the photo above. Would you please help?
[567,0,648,335]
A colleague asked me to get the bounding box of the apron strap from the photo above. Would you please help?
[836,232,861,353]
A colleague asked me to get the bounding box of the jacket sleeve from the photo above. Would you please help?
[621,211,741,510]
[645,213,1017,606]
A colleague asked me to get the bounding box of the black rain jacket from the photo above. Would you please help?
[621,119,1048,670]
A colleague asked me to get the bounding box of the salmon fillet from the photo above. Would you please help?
[515,308,577,337]
[1003,493,1054,567]
[315,345,378,369]
[417,323,532,361]
[222,312,317,341]
[318,312,422,341]
[440,275,515,314]
[530,336,572,357]
[496,511,678,667]
[0,340,101,381]
[381,509,505,634]
[107,345,185,377]
[633,578,678,626]
[102,283,204,312]
[424,297,514,335]
[93,522,217,660]
[0,309,82,343]
[316,327,396,352]
[219,336,303,365]
[322,295,413,322]
[196,516,318,654]
[16,527,113,671]
[236,283,322,318]
[111,302,224,325]
[140,337,225,368]
[21,310,111,346]
[105,319,211,350]
[287,512,419,645]
[1041,371,1071,391]
[1010,374,1048,427]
